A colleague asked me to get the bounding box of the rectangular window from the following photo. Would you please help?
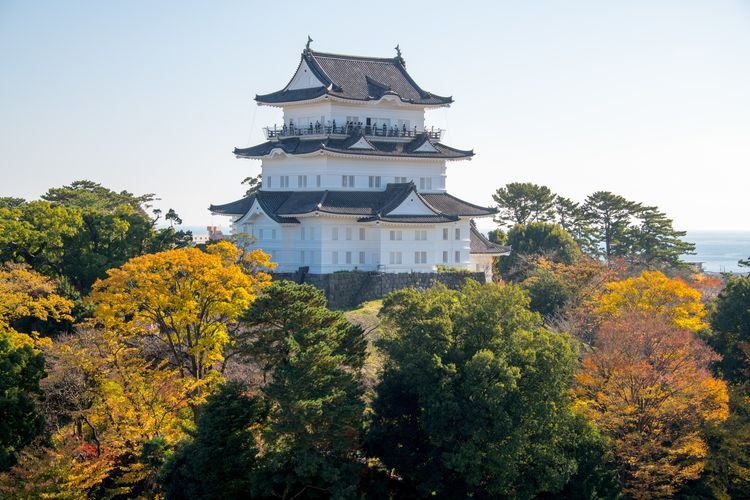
[395,176,408,184]
[280,175,289,188]
[271,229,276,240]
[332,251,338,265]
[442,251,448,263]
[389,230,402,241]
[346,251,352,264]
[267,176,272,188]
[455,251,461,263]
[443,228,449,240]
[342,175,355,187]
[298,175,307,188]
[316,174,321,187]
[359,251,365,264]
[345,228,352,241]
[258,229,264,240]
[359,228,366,240]
[415,230,427,241]
[300,227,306,240]
[455,228,461,240]
[420,177,432,190]
[414,251,427,264]
[346,116,360,125]
[389,252,402,265]
[369,175,381,188]
[332,228,339,240]
[300,250,305,264]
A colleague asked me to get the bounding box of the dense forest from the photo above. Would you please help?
[1,180,749,499]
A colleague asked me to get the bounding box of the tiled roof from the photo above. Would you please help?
[234,132,472,160]
[256,50,452,106]
[421,193,498,217]
[210,183,496,223]
[470,225,511,255]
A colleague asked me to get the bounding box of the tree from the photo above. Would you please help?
[241,174,262,196]
[366,282,595,497]
[0,264,72,471]
[575,312,729,497]
[708,275,750,383]
[240,281,366,498]
[492,182,557,228]
[0,181,193,296]
[597,270,708,331]
[627,205,695,269]
[89,241,273,386]
[159,382,266,500]
[1,327,196,498]
[582,191,640,260]
[499,222,581,281]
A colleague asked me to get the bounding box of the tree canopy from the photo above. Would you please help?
[492,182,557,227]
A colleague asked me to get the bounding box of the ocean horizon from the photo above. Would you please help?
[184,225,749,274]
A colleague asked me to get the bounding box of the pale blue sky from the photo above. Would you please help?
[1,1,749,230]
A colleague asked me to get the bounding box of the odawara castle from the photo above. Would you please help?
[210,41,508,278]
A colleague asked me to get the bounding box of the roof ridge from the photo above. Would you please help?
[309,50,399,63]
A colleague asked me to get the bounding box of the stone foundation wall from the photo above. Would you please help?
[272,271,486,310]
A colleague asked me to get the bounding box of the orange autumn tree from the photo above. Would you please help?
[575,312,728,498]
[89,241,274,384]
[596,270,707,331]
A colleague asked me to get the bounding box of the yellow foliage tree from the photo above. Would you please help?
[1,328,198,498]
[597,270,707,331]
[89,241,273,382]
[575,312,728,498]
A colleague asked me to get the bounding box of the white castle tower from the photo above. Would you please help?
[211,42,508,277]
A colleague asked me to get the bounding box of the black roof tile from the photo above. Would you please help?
[234,132,472,160]
[469,225,511,255]
[210,184,496,223]
[256,50,452,106]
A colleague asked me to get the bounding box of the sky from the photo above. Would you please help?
[1,1,749,232]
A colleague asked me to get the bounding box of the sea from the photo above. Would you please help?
[185,225,750,275]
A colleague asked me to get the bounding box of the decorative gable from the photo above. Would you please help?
[348,137,376,150]
[413,140,439,153]
[387,193,437,216]
[286,59,325,90]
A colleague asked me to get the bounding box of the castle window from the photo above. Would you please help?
[359,251,365,264]
[258,229,264,240]
[390,230,402,241]
[369,176,381,188]
[332,251,339,265]
[280,176,289,188]
[342,175,355,187]
[455,251,461,263]
[359,228,365,240]
[267,176,272,188]
[415,230,427,241]
[316,175,321,187]
[300,250,305,264]
[298,175,307,188]
[442,251,448,263]
[455,228,461,240]
[414,251,427,264]
[420,177,432,190]
[395,176,407,184]
[389,252,402,265]
[271,229,276,240]
[346,251,352,264]
[300,227,306,240]
[443,228,449,240]
[332,228,339,240]
[345,228,352,240]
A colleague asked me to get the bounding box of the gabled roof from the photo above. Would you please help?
[234,132,472,160]
[209,183,497,223]
[470,225,511,255]
[256,49,453,106]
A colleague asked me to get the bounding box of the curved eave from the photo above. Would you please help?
[255,92,452,108]
[234,149,472,162]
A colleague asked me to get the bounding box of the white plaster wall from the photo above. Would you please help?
[280,100,426,130]
[261,156,447,192]
[469,254,496,282]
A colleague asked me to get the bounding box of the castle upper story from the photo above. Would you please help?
[234,44,473,193]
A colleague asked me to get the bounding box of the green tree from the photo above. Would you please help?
[627,205,695,269]
[500,222,581,281]
[708,275,750,383]
[0,329,45,472]
[240,281,366,498]
[241,174,262,196]
[160,382,266,500]
[492,182,557,228]
[582,191,640,260]
[366,282,594,498]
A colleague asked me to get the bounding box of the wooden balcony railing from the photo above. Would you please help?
[264,123,442,141]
